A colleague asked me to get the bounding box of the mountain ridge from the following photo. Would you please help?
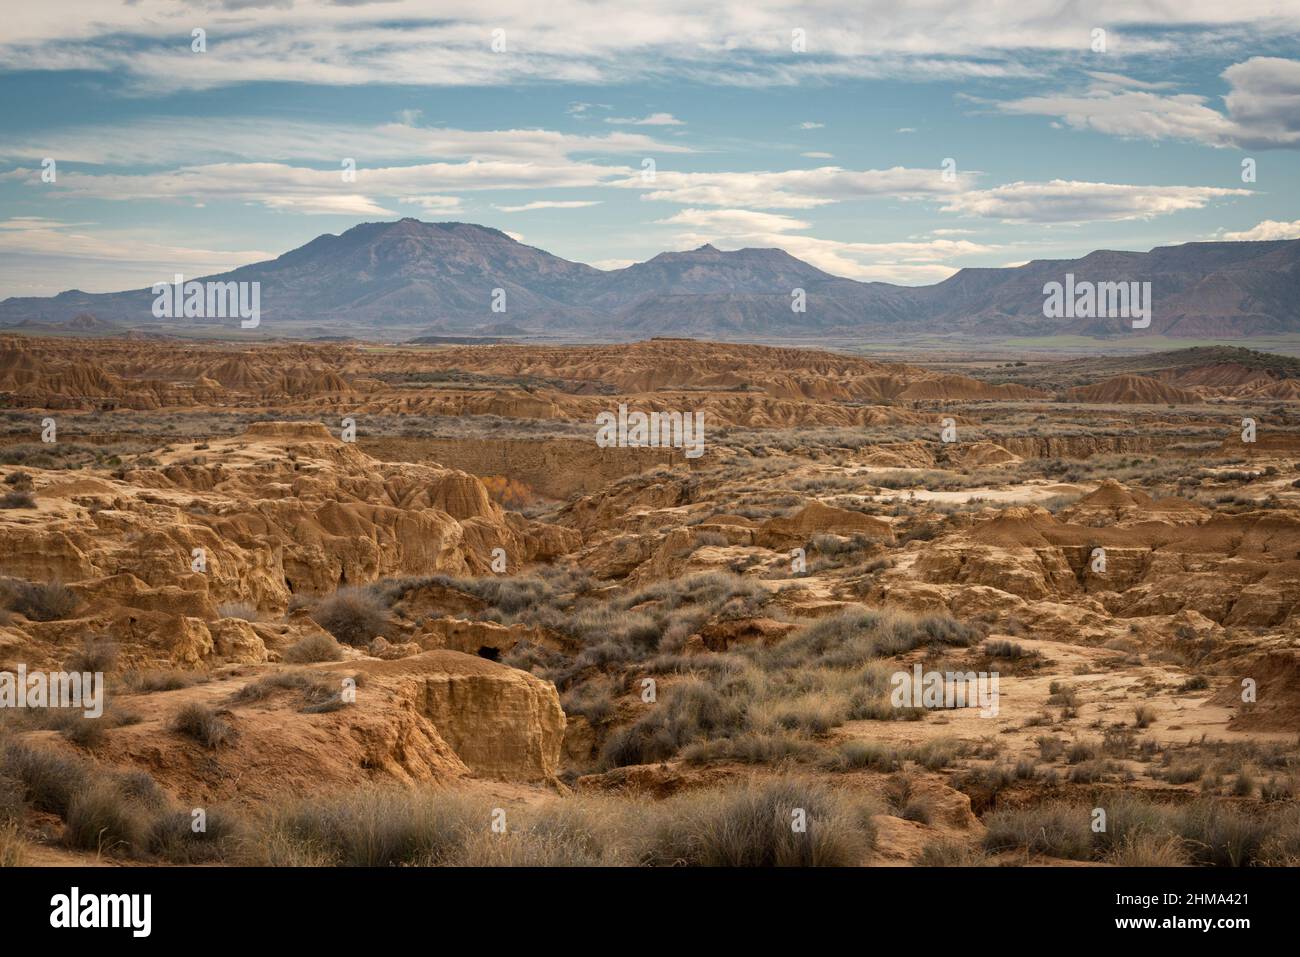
[2,219,1297,339]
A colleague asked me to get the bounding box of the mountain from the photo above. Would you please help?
[2,218,1297,339]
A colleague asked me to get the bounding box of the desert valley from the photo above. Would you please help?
[1,333,1298,867]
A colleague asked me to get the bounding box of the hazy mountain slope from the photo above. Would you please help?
[2,219,1297,338]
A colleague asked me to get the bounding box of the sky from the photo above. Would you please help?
[0,0,1298,297]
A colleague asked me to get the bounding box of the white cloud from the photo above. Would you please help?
[0,118,691,167]
[7,159,632,212]
[896,127,917,133]
[801,151,834,158]
[2,3,1298,92]
[495,200,602,212]
[606,112,684,126]
[654,207,992,282]
[623,165,971,208]
[1221,219,1300,240]
[994,57,1300,149]
[942,180,1252,223]
[0,217,273,294]
[406,196,465,213]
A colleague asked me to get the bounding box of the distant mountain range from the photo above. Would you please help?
[3,218,1298,339]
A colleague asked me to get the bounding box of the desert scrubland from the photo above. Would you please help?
[1,334,1299,867]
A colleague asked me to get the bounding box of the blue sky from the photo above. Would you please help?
[0,1,1298,297]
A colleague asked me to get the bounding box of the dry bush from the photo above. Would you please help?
[171,703,235,749]
[64,636,117,674]
[640,777,876,867]
[0,821,26,866]
[247,789,480,866]
[918,839,990,867]
[983,804,1093,860]
[62,779,152,855]
[480,475,535,509]
[1,579,79,621]
[311,588,389,646]
[124,670,197,693]
[1,742,90,816]
[148,807,244,864]
[283,632,345,664]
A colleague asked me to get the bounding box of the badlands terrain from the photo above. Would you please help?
[1,334,1299,866]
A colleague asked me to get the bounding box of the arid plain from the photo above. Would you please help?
[2,334,1299,867]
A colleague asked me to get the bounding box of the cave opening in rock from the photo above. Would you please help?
[477,645,501,662]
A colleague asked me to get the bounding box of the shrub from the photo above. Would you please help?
[124,670,196,693]
[0,491,36,509]
[1108,833,1188,866]
[283,632,345,664]
[1133,704,1156,729]
[41,710,108,750]
[249,789,479,866]
[600,678,744,768]
[983,804,1092,860]
[820,740,901,772]
[918,840,988,866]
[641,777,874,867]
[884,776,934,824]
[1036,735,1065,762]
[2,579,78,621]
[984,639,1030,660]
[682,732,816,766]
[755,608,979,672]
[231,671,345,711]
[1068,759,1117,783]
[1066,740,1098,764]
[1176,803,1271,867]
[0,773,25,825]
[311,588,389,646]
[64,637,117,674]
[454,800,624,866]
[62,780,151,855]
[0,821,27,866]
[1164,761,1205,784]
[148,807,243,864]
[1,742,89,815]
[171,703,235,749]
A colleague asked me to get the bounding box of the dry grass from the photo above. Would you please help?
[0,821,26,866]
[311,588,390,646]
[0,578,79,621]
[283,632,345,663]
[171,703,235,749]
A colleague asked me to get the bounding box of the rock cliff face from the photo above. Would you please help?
[0,421,578,669]
[74,651,564,803]
[381,651,566,782]
[869,497,1300,641]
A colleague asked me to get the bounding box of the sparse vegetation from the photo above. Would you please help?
[171,703,235,749]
